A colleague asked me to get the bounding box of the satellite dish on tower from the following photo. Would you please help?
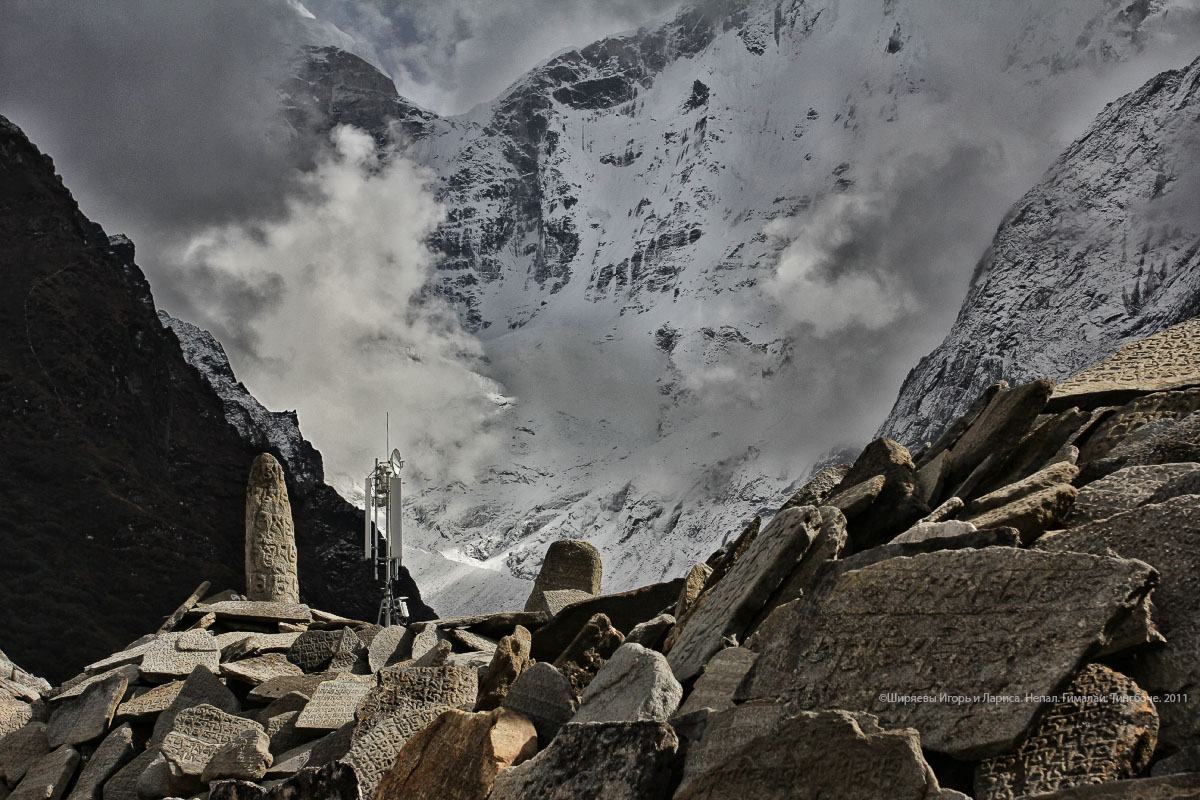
[390,449,403,473]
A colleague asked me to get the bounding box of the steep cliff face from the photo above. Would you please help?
[882,53,1200,447]
[0,115,430,683]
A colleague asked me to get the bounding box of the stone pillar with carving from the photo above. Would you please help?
[244,453,300,603]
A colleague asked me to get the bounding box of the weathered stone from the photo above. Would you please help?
[1052,317,1200,410]
[674,563,713,620]
[915,449,951,505]
[667,507,824,683]
[702,517,760,591]
[677,648,758,716]
[444,628,497,654]
[475,625,533,712]
[674,704,943,800]
[8,746,78,800]
[982,408,1090,493]
[345,665,478,797]
[293,678,371,730]
[246,674,330,704]
[265,740,316,778]
[305,721,353,767]
[533,589,592,619]
[1077,391,1200,480]
[45,672,126,749]
[1068,463,1200,526]
[285,629,359,674]
[98,749,156,800]
[160,704,262,778]
[975,664,1158,800]
[780,463,851,510]
[1150,745,1200,777]
[201,728,273,782]
[890,520,978,545]
[501,663,578,747]
[190,602,312,625]
[1146,468,1200,506]
[141,631,221,681]
[949,378,1055,482]
[189,611,217,631]
[530,579,684,663]
[50,666,138,705]
[245,453,300,604]
[552,613,624,696]
[0,699,33,738]
[222,654,303,685]
[63,724,134,800]
[965,483,1078,544]
[149,666,240,747]
[0,721,49,786]
[823,475,884,517]
[374,708,537,800]
[157,581,212,635]
[920,496,964,524]
[421,611,548,641]
[1037,495,1200,749]
[409,640,451,668]
[572,644,681,724]
[83,637,161,675]
[253,692,310,727]
[625,614,675,651]
[264,711,311,757]
[915,381,1008,467]
[1010,773,1200,797]
[524,540,603,613]
[365,626,406,673]
[736,547,1158,759]
[829,438,931,550]
[969,461,1081,515]
[489,721,678,800]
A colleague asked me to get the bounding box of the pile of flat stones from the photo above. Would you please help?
[8,320,1200,799]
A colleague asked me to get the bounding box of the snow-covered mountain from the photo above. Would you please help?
[882,51,1200,447]
[271,0,1200,615]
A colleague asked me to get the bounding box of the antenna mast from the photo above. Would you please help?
[363,435,408,626]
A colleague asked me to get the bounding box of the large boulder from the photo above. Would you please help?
[572,644,682,724]
[501,663,578,747]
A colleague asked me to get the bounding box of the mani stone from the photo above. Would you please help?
[668,506,825,683]
[523,540,603,613]
[781,463,852,510]
[1067,463,1200,526]
[975,664,1158,800]
[949,379,1055,483]
[1011,773,1200,798]
[1052,317,1200,409]
[114,681,183,723]
[366,626,407,673]
[572,644,682,724]
[222,654,303,685]
[677,648,758,716]
[674,563,713,620]
[489,721,678,800]
[286,629,359,674]
[625,614,675,651]
[536,590,594,618]
[99,749,157,800]
[1077,390,1200,469]
[530,578,684,662]
[64,724,135,800]
[200,728,273,782]
[345,665,479,797]
[293,678,372,730]
[374,708,537,800]
[245,453,300,604]
[150,667,240,747]
[736,547,1158,759]
[552,613,624,696]
[476,625,533,712]
[890,520,977,545]
[8,746,79,800]
[968,461,1080,515]
[1,698,33,739]
[160,704,262,783]
[51,665,138,704]
[674,705,943,800]
[0,721,50,786]
[140,631,221,680]
[46,671,127,748]
[247,674,330,704]
[193,601,312,625]
[1036,495,1200,749]
[964,483,1078,544]
[501,663,579,747]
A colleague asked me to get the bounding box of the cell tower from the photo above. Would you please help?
[364,446,409,626]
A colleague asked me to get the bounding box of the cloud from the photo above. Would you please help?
[298,0,687,114]
[170,126,505,491]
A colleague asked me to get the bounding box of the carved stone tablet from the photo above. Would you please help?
[245,453,300,604]
[0,721,49,786]
[523,540,603,613]
[501,663,578,747]
[64,724,135,800]
[668,507,823,683]
[140,631,220,680]
[1067,463,1200,527]
[367,626,407,673]
[286,629,359,674]
[1037,496,1200,749]
[1010,772,1200,798]
[8,745,79,800]
[676,704,941,800]
[976,664,1158,800]
[1054,318,1200,407]
[246,674,331,704]
[489,721,677,800]
[537,589,594,618]
[149,666,240,748]
[293,678,372,730]
[190,601,312,624]
[160,704,263,777]
[50,665,139,704]
[677,648,758,716]
[0,697,33,738]
[222,654,304,686]
[737,547,1158,759]
[46,671,127,748]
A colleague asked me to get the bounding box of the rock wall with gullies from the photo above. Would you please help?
[881,52,1200,449]
[0,115,432,684]
[10,319,1200,799]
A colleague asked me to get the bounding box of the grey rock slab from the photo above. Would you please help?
[49,666,138,705]
[0,721,49,786]
[501,663,578,747]
[920,496,965,524]
[625,614,675,651]
[244,453,300,604]
[523,540,603,613]
[293,678,371,731]
[975,664,1159,800]
[667,506,823,683]
[113,681,183,723]
[46,672,127,748]
[221,654,303,685]
[8,746,78,800]
[189,602,312,625]
[965,484,1078,544]
[475,625,532,712]
[536,589,594,618]
[97,748,156,800]
[252,693,309,727]
[890,520,978,545]
[915,450,952,505]
[83,638,160,675]
[201,728,273,782]
[488,721,678,800]
[824,475,884,517]
[64,724,134,800]
[140,631,221,681]
[572,644,682,724]
[365,626,406,673]
[674,704,943,800]
[969,461,1080,515]
[779,463,851,510]
[949,378,1055,482]
[1013,772,1200,797]
[736,547,1158,759]
[0,699,33,739]
[702,517,760,591]
[285,629,359,674]
[529,579,684,663]
[149,666,240,747]
[444,628,497,654]
[246,674,329,704]
[677,648,758,716]
[673,563,712,620]
[1036,495,1200,749]
[1068,463,1200,526]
